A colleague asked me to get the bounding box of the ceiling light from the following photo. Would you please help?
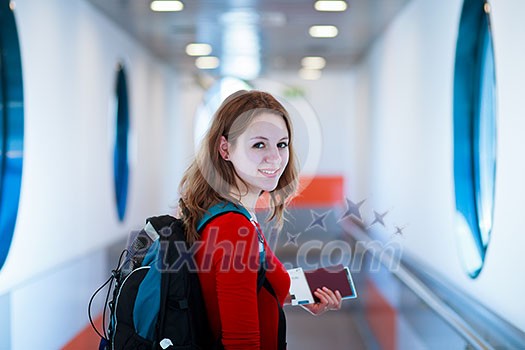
[185,43,212,56]
[309,25,338,38]
[314,1,347,12]
[301,56,326,69]
[150,1,184,12]
[195,56,219,70]
[299,68,322,80]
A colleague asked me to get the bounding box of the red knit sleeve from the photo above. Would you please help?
[200,213,261,349]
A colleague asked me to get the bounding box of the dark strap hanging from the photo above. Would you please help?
[263,279,287,350]
[256,223,286,350]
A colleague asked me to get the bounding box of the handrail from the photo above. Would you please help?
[341,221,495,350]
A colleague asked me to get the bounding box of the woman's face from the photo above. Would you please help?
[226,112,290,196]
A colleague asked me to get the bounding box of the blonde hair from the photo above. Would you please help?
[178,90,299,243]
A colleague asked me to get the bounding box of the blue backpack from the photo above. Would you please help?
[91,202,280,350]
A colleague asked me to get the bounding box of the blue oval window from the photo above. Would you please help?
[453,0,496,278]
[0,0,24,271]
[114,65,130,222]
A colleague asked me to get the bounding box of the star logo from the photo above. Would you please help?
[307,210,329,231]
[285,232,300,247]
[392,225,407,237]
[339,198,366,222]
[367,210,389,229]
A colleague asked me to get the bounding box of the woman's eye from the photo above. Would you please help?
[253,142,265,149]
[277,142,289,148]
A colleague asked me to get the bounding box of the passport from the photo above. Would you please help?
[288,264,358,305]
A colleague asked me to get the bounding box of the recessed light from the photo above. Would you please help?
[185,43,212,56]
[301,56,326,69]
[314,1,347,12]
[150,1,184,12]
[195,56,219,69]
[299,68,322,80]
[309,25,338,38]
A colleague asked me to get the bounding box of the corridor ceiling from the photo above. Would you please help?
[86,0,410,75]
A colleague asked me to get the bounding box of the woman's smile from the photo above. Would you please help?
[259,168,280,177]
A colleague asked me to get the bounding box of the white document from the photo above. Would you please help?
[287,267,314,305]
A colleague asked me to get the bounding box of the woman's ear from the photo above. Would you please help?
[219,136,230,161]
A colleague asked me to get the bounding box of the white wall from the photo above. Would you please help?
[352,0,525,332]
[0,0,180,293]
[0,0,181,347]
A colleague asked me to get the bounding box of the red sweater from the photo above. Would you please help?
[195,212,290,349]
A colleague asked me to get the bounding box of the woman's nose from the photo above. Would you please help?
[264,146,281,163]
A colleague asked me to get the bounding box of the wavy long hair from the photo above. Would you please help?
[178,90,299,243]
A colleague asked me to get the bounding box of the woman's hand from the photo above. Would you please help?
[301,287,343,316]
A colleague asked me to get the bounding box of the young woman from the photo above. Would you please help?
[178,90,342,349]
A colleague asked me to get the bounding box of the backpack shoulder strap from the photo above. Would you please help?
[196,202,252,233]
